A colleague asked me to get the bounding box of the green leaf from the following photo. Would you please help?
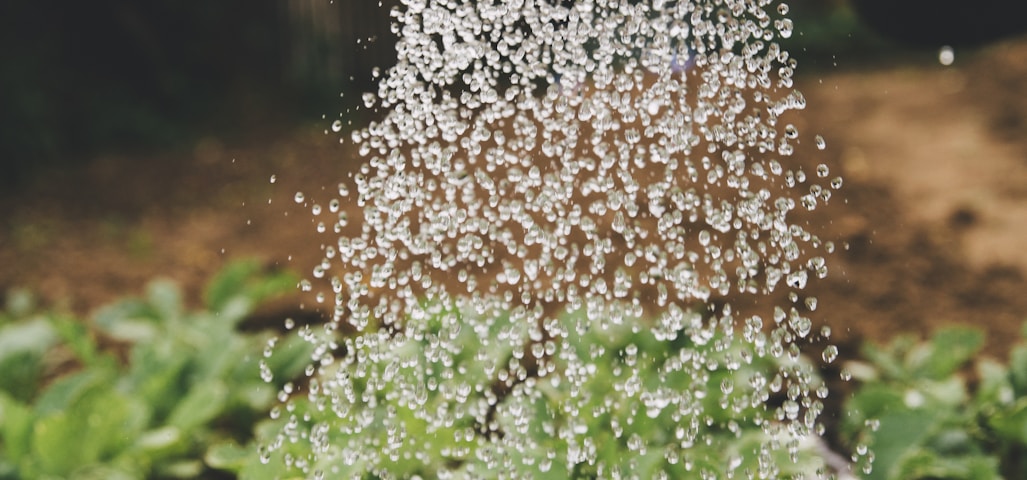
[865,409,938,480]
[135,426,185,456]
[976,358,1013,406]
[204,260,262,312]
[146,279,184,322]
[96,298,159,337]
[204,260,298,325]
[0,351,46,402]
[63,464,139,480]
[155,459,204,478]
[31,411,91,475]
[166,379,228,433]
[205,442,251,471]
[49,315,109,369]
[0,318,58,361]
[232,382,275,411]
[919,375,969,409]
[1009,345,1027,395]
[94,314,159,343]
[123,345,189,419]
[34,368,111,416]
[988,398,1027,445]
[861,335,916,381]
[263,333,315,382]
[842,383,904,436]
[894,449,1001,480]
[30,376,149,477]
[0,392,34,466]
[915,326,984,380]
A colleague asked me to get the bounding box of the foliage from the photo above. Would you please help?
[0,260,312,479]
[12,259,1027,479]
[842,324,1027,479]
[212,304,832,479]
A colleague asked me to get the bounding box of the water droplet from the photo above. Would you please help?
[776,18,794,39]
[816,164,829,178]
[938,45,955,66]
[259,360,273,383]
[362,92,376,108]
[294,192,305,203]
[815,135,826,150]
[822,345,838,363]
[269,174,277,184]
[269,2,842,476]
[805,296,818,311]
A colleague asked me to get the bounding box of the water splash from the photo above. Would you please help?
[267,0,841,477]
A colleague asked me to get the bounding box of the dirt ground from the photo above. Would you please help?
[2,37,1027,360]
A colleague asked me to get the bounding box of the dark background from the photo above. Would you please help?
[0,0,400,185]
[1,0,1025,186]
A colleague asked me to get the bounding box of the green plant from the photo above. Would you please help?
[842,324,1027,479]
[0,260,312,479]
[215,303,832,479]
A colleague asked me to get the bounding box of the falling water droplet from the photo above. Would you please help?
[822,345,838,363]
[938,45,955,66]
[362,92,376,108]
[266,1,844,477]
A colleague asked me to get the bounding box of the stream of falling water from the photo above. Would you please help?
[265,1,849,478]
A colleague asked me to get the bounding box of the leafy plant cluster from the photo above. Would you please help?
[5,261,1027,479]
[842,325,1027,480]
[220,303,832,479]
[0,261,311,479]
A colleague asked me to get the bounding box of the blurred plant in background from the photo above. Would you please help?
[843,325,1027,479]
[6,262,1027,478]
[0,261,311,479]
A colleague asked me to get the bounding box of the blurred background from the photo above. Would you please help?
[2,0,1027,353]
[4,0,1024,183]
[0,0,398,184]
[8,0,1025,183]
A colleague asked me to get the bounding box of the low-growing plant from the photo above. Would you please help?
[0,260,312,479]
[842,324,1027,480]
[213,303,833,479]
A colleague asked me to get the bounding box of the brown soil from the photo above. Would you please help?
[2,37,1027,360]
